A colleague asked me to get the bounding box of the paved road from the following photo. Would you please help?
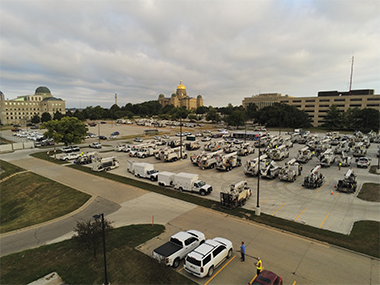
[0,149,379,284]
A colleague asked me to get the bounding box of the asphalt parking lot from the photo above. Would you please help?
[82,123,380,235]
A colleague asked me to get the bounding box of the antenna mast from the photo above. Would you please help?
[349,56,354,95]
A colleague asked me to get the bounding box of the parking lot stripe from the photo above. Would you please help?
[249,267,265,284]
[272,203,286,216]
[319,212,330,228]
[259,199,267,206]
[294,207,306,221]
[178,266,184,272]
[316,177,332,193]
[292,281,297,285]
[204,255,236,285]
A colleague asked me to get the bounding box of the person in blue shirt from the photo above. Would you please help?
[239,241,245,261]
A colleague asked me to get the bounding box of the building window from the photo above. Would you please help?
[294,105,301,108]
[368,98,380,101]
[305,100,315,102]
[367,104,380,107]
[319,99,330,102]
[350,98,362,101]
[305,110,314,112]
[336,105,345,107]
[334,99,345,102]
[305,105,315,108]
[292,100,301,103]
[319,105,330,108]
[350,104,362,108]
[318,115,326,118]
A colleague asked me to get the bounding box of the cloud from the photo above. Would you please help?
[1,0,379,108]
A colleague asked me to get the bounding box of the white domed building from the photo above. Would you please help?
[0,86,66,125]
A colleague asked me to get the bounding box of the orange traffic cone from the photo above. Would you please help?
[331,191,334,195]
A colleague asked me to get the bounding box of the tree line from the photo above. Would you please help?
[32,100,379,132]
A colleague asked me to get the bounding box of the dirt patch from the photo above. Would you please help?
[357,183,380,202]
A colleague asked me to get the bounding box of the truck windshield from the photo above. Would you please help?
[198,181,206,187]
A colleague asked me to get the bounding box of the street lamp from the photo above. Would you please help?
[93,213,109,285]
[256,134,261,216]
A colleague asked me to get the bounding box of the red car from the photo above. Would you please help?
[249,270,283,285]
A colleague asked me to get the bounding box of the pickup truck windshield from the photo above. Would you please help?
[170,238,183,247]
[198,181,206,187]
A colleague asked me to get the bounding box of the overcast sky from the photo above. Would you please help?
[1,0,379,109]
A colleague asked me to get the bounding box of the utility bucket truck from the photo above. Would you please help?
[92,156,119,172]
[162,147,187,162]
[278,158,300,182]
[302,165,325,189]
[220,180,252,209]
[75,151,97,165]
[268,145,289,161]
[216,152,242,171]
[243,154,270,176]
[353,142,367,157]
[334,141,349,154]
[260,160,279,179]
[296,147,312,163]
[237,143,255,156]
[204,140,226,152]
[319,148,336,167]
[190,151,206,165]
[336,168,357,193]
[198,150,224,169]
[335,152,352,167]
[173,172,212,196]
[185,141,201,151]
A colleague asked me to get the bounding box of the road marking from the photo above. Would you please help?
[335,192,339,196]
[294,207,306,221]
[259,199,267,206]
[268,180,275,184]
[272,203,286,216]
[249,267,265,284]
[316,177,332,193]
[292,281,297,285]
[204,255,236,285]
[319,212,330,228]
[178,266,184,272]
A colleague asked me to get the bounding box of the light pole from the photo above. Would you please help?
[255,134,261,216]
[93,213,109,285]
[180,117,183,159]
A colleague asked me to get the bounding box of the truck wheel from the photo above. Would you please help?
[150,176,155,181]
[227,248,232,258]
[137,174,141,178]
[172,258,180,268]
[179,187,183,192]
[200,190,206,196]
[208,266,214,277]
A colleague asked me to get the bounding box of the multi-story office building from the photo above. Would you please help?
[0,86,66,125]
[242,89,379,127]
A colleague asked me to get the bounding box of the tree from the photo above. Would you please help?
[72,217,113,258]
[322,105,342,129]
[205,107,220,122]
[41,112,52,122]
[225,110,246,128]
[41,117,88,146]
[245,103,258,121]
[31,114,41,124]
[196,106,208,115]
[53,111,63,121]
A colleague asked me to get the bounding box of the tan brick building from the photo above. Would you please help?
[158,80,203,110]
[0,86,66,125]
[242,89,380,127]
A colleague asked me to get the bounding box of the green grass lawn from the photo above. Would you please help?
[0,160,91,233]
[0,224,196,284]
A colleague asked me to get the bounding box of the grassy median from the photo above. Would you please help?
[0,224,196,284]
[0,160,91,233]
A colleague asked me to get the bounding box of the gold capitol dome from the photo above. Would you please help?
[177,79,186,90]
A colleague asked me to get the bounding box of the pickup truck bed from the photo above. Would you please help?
[153,241,182,257]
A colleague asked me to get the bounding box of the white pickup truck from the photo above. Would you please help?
[59,152,81,161]
[152,230,205,268]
